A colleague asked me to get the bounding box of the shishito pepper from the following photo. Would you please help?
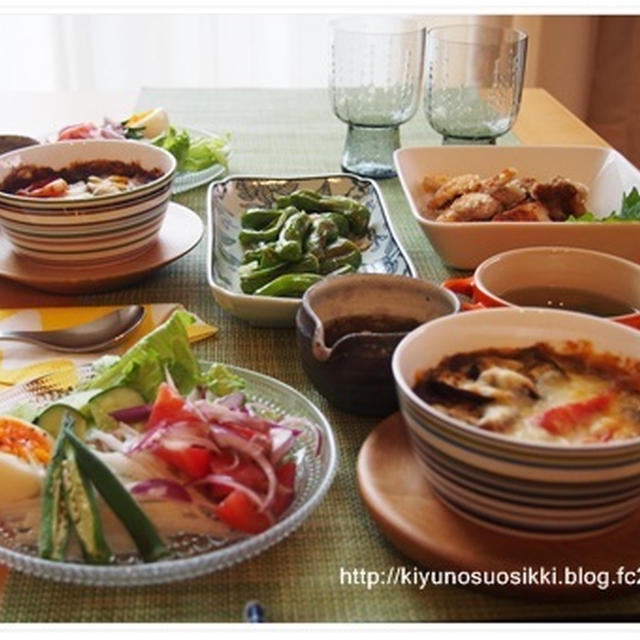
[312,212,350,236]
[319,196,371,236]
[240,208,282,230]
[319,238,362,274]
[274,189,323,212]
[242,242,277,265]
[305,217,339,260]
[253,273,324,297]
[275,189,371,236]
[65,428,167,563]
[239,253,319,294]
[238,206,297,245]
[275,211,311,262]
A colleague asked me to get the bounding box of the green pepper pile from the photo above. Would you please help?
[238,189,372,298]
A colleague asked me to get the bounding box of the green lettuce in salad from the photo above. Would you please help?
[83,310,243,402]
[152,127,230,173]
[83,310,199,401]
[568,187,640,223]
[202,363,246,397]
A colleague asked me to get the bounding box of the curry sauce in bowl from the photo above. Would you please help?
[0,140,176,264]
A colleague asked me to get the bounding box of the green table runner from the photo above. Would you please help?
[2,89,639,622]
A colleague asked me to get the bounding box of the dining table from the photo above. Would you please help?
[1,86,638,623]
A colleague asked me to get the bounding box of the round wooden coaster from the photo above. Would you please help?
[357,412,640,601]
[0,202,203,295]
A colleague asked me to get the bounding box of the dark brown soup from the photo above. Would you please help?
[323,314,420,347]
[500,286,636,317]
[0,160,163,199]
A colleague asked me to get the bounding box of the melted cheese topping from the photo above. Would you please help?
[417,344,640,446]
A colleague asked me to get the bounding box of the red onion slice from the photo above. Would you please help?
[130,478,192,503]
[109,404,152,424]
[270,428,295,465]
[196,400,273,433]
[215,392,246,411]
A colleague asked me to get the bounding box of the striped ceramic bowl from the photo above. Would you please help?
[392,308,640,537]
[0,140,176,264]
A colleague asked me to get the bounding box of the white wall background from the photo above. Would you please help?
[0,14,474,91]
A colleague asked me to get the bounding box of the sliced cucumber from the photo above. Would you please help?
[87,386,146,432]
[36,405,89,438]
[52,390,102,417]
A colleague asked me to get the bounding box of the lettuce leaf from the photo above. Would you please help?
[152,127,230,173]
[202,363,246,397]
[152,126,190,169]
[568,187,640,223]
[82,310,200,401]
[182,133,230,172]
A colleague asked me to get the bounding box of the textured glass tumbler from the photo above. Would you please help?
[425,25,527,145]
[330,18,425,178]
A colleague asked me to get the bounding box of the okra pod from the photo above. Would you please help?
[65,429,167,563]
[38,425,71,561]
[253,273,324,297]
[62,444,112,564]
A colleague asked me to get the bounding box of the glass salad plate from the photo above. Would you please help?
[0,363,337,586]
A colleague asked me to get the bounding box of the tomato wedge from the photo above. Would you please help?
[538,392,614,435]
[272,461,296,517]
[154,445,212,480]
[206,452,268,500]
[215,490,271,534]
[147,383,200,428]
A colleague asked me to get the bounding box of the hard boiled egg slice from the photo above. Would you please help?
[124,107,170,139]
[0,416,53,503]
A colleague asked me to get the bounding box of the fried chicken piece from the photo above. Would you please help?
[493,201,551,222]
[422,174,450,194]
[530,176,588,221]
[478,169,528,209]
[428,173,482,210]
[481,168,518,190]
[436,192,502,222]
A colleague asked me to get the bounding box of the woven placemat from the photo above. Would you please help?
[4,89,639,622]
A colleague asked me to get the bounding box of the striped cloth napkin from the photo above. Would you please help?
[0,304,217,389]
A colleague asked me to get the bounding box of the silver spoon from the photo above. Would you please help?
[0,305,145,352]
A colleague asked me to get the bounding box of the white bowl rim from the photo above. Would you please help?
[392,306,640,454]
[0,139,177,205]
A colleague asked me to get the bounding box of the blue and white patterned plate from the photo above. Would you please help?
[206,174,416,327]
